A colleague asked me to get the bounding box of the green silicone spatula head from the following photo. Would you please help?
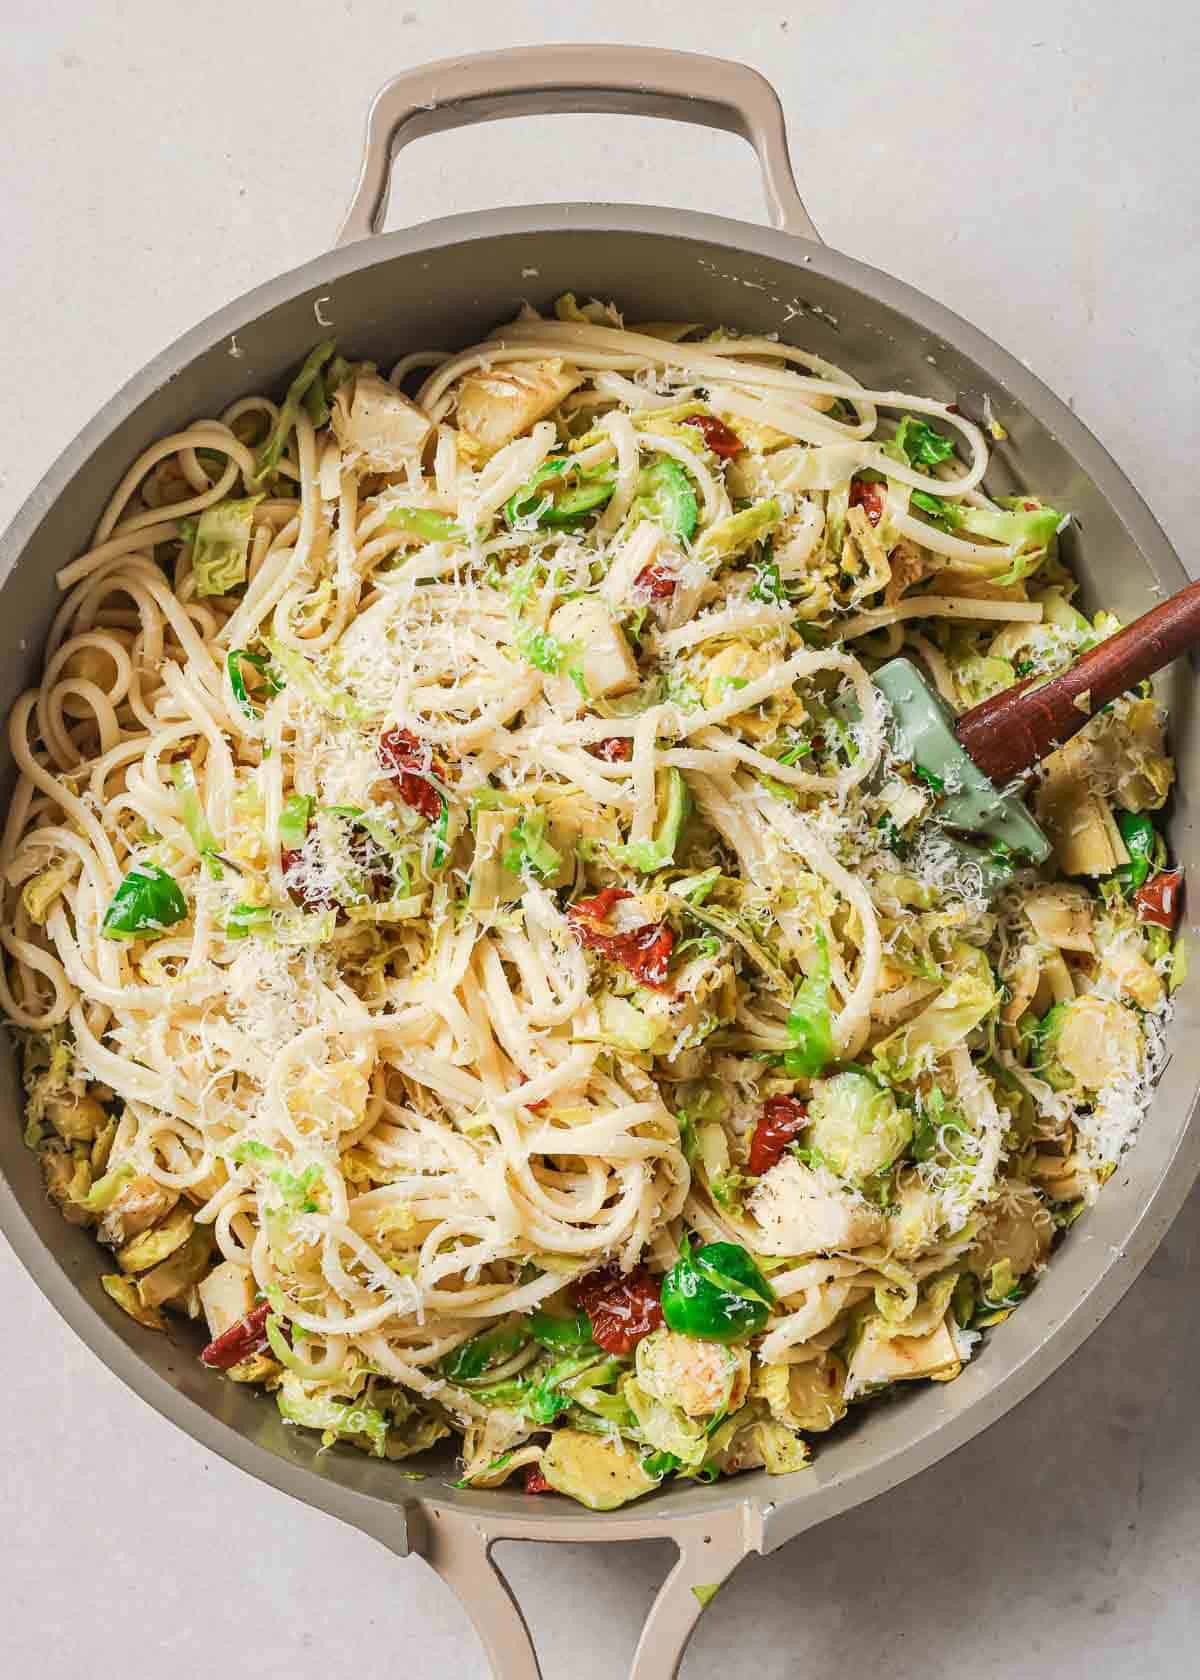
[874,575,1200,871]
[874,658,1053,863]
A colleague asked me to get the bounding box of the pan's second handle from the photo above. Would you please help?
[956,578,1200,783]
[336,44,820,246]
[420,1501,762,1679]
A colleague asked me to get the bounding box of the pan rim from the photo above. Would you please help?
[1,200,1196,1550]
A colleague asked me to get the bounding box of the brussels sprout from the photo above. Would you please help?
[253,340,335,480]
[622,1376,709,1466]
[888,1174,944,1261]
[608,769,690,873]
[661,1240,774,1344]
[538,1428,662,1510]
[20,863,74,925]
[276,1373,390,1458]
[1033,996,1142,1094]
[118,1204,195,1273]
[635,1328,751,1419]
[702,1406,811,1476]
[747,1420,811,1475]
[137,1228,215,1311]
[805,1071,912,1187]
[101,1273,166,1332]
[872,954,997,1083]
[754,1355,847,1433]
[696,498,783,564]
[40,1145,95,1226]
[967,1181,1054,1282]
[190,497,261,597]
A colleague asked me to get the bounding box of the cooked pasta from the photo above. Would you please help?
[3,294,1181,1508]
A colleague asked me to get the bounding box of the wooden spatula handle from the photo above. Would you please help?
[955,578,1200,784]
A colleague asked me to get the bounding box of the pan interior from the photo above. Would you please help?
[2,213,1195,1532]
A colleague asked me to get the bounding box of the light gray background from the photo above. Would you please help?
[2,2,1197,1675]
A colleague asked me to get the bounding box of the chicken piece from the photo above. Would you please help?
[455,359,581,458]
[749,1155,887,1256]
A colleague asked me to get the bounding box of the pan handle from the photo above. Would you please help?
[418,1499,762,1679]
[336,44,820,246]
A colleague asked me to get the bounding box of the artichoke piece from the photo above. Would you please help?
[845,1314,961,1397]
[1037,736,1131,876]
[543,597,639,716]
[750,1154,886,1257]
[197,1258,257,1340]
[467,808,522,912]
[538,1428,661,1511]
[455,359,581,458]
[804,1071,912,1187]
[1024,885,1096,953]
[101,1273,166,1332]
[332,372,432,472]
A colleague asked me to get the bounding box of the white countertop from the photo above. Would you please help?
[2,3,1198,1675]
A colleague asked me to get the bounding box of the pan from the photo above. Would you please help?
[1,44,1197,1680]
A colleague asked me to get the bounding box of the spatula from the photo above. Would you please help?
[872,577,1200,872]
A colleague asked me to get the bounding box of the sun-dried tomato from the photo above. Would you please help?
[1135,869,1183,931]
[573,1265,664,1356]
[567,891,674,989]
[200,1301,271,1370]
[378,726,443,823]
[588,736,634,763]
[748,1094,808,1177]
[568,888,633,928]
[683,413,743,458]
[524,1464,552,1494]
[634,562,678,601]
[849,477,885,527]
